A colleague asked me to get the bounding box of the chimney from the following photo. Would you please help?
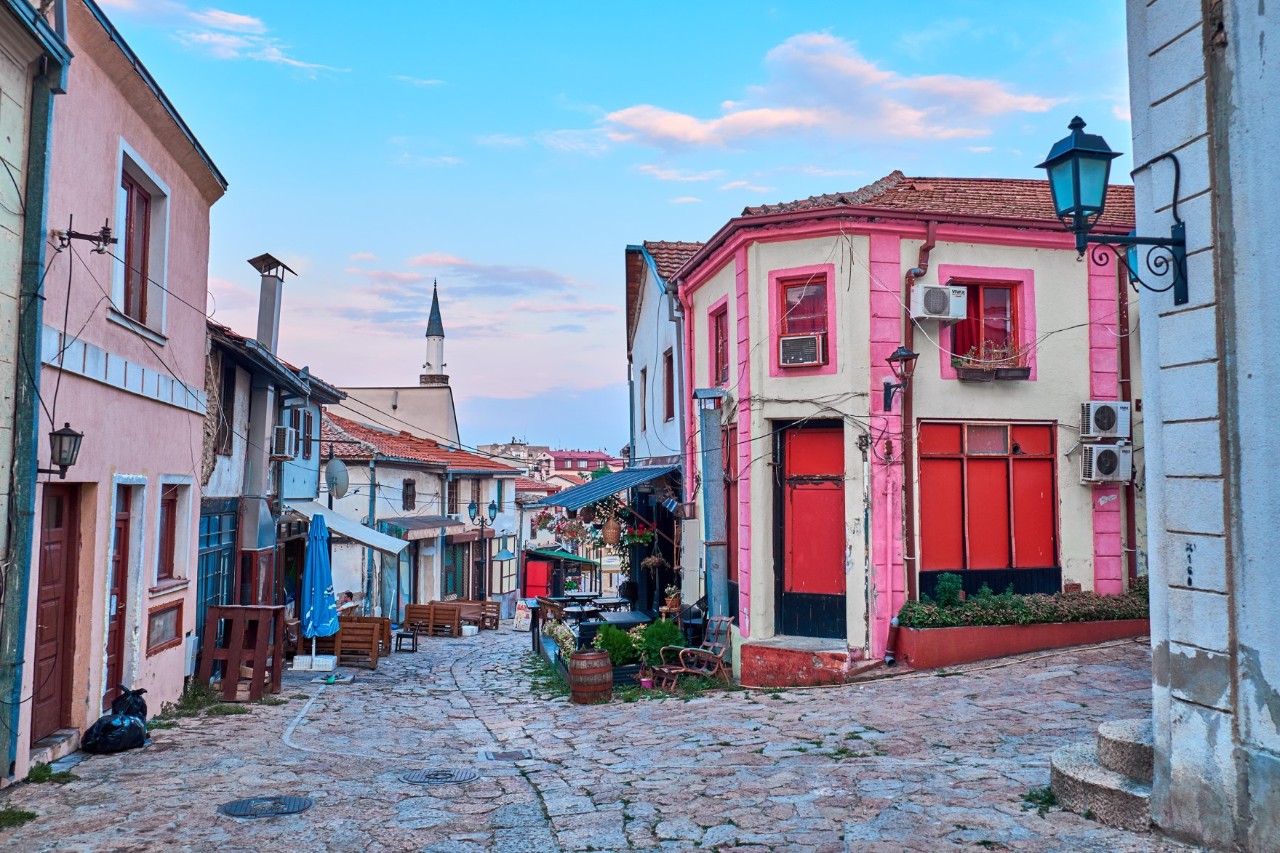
[247,253,297,354]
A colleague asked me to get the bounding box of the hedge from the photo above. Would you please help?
[897,575,1149,629]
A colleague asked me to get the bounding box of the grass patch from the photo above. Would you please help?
[828,745,865,760]
[1021,786,1057,816]
[156,681,222,720]
[291,693,310,700]
[26,763,78,785]
[0,806,37,829]
[844,731,863,740]
[147,719,178,730]
[255,697,288,707]
[206,704,249,716]
[524,654,570,700]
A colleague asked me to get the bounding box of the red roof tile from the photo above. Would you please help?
[643,241,704,280]
[742,170,1135,228]
[322,411,520,473]
[515,477,559,493]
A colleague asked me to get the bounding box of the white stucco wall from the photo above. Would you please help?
[630,256,683,465]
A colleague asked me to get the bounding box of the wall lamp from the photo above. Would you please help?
[882,346,920,411]
[1038,116,1188,305]
[38,422,84,479]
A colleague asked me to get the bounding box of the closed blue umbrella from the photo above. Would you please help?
[301,514,339,642]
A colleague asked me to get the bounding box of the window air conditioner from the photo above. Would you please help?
[271,425,298,459]
[910,284,967,321]
[1080,401,1132,440]
[1081,443,1133,484]
[778,333,827,367]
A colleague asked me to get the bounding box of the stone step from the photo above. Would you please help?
[1097,718,1153,784]
[1050,741,1151,832]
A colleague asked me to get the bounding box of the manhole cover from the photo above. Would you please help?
[400,768,480,786]
[218,796,314,819]
[484,749,534,761]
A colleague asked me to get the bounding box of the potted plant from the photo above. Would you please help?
[664,584,682,609]
[953,340,1033,382]
[592,623,643,685]
[640,554,670,575]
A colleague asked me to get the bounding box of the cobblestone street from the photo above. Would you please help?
[1,629,1192,852]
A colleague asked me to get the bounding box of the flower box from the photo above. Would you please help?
[895,619,1150,670]
[995,366,1031,380]
[955,367,996,382]
[611,663,643,686]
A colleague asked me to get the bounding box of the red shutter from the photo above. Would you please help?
[919,459,964,570]
[966,459,1010,569]
[1013,459,1056,567]
[783,427,845,595]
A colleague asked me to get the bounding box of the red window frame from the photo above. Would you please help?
[662,348,675,422]
[711,306,730,386]
[780,278,828,337]
[952,283,1017,364]
[120,172,151,323]
[146,600,183,655]
[156,485,179,581]
[918,421,1058,572]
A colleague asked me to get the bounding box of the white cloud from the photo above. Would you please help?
[393,153,463,167]
[670,196,702,204]
[636,164,724,182]
[720,180,774,192]
[348,252,377,261]
[538,129,610,155]
[392,75,445,87]
[1113,103,1132,122]
[189,8,267,34]
[966,146,994,153]
[476,134,527,148]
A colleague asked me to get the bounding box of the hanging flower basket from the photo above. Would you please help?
[601,518,622,545]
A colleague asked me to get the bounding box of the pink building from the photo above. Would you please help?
[18,0,226,773]
[675,172,1140,686]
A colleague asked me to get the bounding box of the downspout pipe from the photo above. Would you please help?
[900,220,937,603]
[365,458,377,614]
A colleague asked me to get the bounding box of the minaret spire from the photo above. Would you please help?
[421,279,449,386]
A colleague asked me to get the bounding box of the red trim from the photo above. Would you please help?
[767,264,837,378]
[707,295,730,386]
[935,265,1037,381]
[897,619,1149,670]
[146,599,184,656]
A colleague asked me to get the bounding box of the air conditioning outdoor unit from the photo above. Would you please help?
[778,332,827,367]
[1080,401,1132,440]
[271,425,298,459]
[1081,443,1133,484]
[910,284,967,321]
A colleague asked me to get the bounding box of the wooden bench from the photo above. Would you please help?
[406,603,461,637]
[536,596,566,624]
[334,622,380,669]
[431,599,483,629]
[480,601,500,630]
[340,614,392,654]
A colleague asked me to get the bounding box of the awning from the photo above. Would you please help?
[284,501,409,556]
[378,514,463,542]
[535,464,678,511]
[525,546,599,566]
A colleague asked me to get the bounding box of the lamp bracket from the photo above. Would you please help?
[36,466,68,479]
[1087,221,1188,305]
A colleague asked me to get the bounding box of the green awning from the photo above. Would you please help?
[525,547,599,566]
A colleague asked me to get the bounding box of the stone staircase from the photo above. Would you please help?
[1050,718,1153,832]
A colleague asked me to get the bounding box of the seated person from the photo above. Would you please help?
[337,591,360,614]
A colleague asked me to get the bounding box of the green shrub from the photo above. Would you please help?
[898,581,1149,629]
[593,624,640,666]
[933,572,964,607]
[631,619,684,667]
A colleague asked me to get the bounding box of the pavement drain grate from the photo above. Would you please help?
[484,749,534,761]
[218,796,314,819]
[400,768,481,786]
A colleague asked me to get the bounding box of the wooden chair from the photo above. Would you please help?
[404,604,433,636]
[340,614,393,654]
[424,603,462,637]
[480,601,500,630]
[652,616,733,692]
[536,596,566,624]
[335,622,379,669]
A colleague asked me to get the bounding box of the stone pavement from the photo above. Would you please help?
[0,627,1196,852]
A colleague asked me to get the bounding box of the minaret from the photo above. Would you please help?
[420,280,448,386]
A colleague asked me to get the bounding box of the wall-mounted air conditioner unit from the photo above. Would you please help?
[1080,401,1132,440]
[910,284,967,321]
[778,333,827,367]
[271,425,298,459]
[1081,443,1133,484]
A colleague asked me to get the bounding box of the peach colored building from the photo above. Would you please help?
[675,172,1142,686]
[17,0,225,774]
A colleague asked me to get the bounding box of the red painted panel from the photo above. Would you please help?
[785,482,845,594]
[966,459,1010,569]
[1011,424,1053,457]
[1012,459,1056,567]
[919,459,964,570]
[919,423,962,455]
[898,619,1151,670]
[526,561,550,598]
[785,427,843,476]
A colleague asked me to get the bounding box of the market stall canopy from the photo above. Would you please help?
[534,464,677,511]
[284,501,409,556]
[525,546,600,566]
[378,514,463,542]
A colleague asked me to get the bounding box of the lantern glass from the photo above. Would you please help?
[886,346,920,382]
[467,499,479,522]
[487,499,498,522]
[49,423,83,468]
[1077,155,1112,213]
[1046,159,1077,218]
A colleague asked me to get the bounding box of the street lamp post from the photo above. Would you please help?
[468,498,498,600]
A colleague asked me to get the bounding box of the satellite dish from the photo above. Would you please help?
[325,459,349,499]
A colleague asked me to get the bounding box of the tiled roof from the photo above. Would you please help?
[549,450,623,464]
[643,241,704,281]
[515,477,558,493]
[742,170,1135,228]
[208,319,344,403]
[322,411,520,473]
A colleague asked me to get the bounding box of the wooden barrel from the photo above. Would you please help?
[568,650,612,704]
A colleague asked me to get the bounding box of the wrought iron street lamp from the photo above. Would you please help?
[1038,116,1188,305]
[882,346,920,411]
[38,422,83,479]
[468,498,498,600]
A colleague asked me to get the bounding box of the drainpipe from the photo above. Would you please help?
[1117,265,1139,586]
[366,458,377,614]
[1,37,66,781]
[900,220,937,602]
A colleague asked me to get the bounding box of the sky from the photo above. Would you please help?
[97,0,1132,453]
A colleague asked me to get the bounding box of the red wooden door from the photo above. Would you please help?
[525,560,550,598]
[105,485,130,710]
[32,486,78,743]
[778,426,846,638]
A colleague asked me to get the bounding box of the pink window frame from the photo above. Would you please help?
[935,264,1037,382]
[768,263,838,378]
[706,294,730,386]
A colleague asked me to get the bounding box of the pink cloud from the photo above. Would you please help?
[344,267,428,284]
[636,164,724,182]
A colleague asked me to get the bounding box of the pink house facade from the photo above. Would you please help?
[674,172,1141,685]
[16,0,226,775]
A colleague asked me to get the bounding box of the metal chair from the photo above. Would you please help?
[652,616,733,691]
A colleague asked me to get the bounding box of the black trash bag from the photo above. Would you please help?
[81,713,147,754]
[109,684,147,721]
